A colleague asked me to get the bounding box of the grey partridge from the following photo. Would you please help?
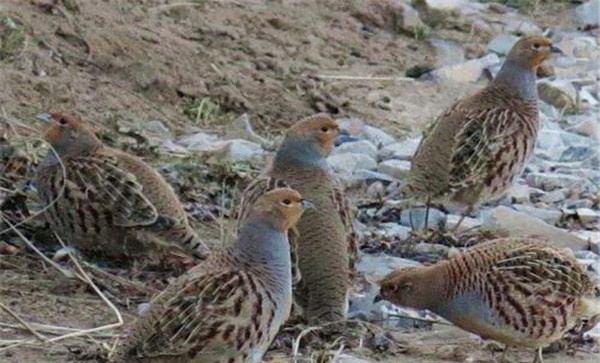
[112,188,312,363]
[36,113,209,267]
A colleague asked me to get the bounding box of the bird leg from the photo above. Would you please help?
[451,205,473,233]
[532,347,543,363]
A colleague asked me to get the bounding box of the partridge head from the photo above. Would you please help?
[505,36,558,70]
[44,113,102,158]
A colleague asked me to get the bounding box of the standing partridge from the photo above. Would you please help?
[239,114,357,325]
[36,113,209,267]
[112,188,312,363]
[402,36,560,229]
[378,237,600,363]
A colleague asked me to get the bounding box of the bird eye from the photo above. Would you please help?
[281,199,292,206]
[58,117,68,126]
[320,126,329,133]
[532,43,541,50]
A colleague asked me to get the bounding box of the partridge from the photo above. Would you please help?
[378,237,600,363]
[402,36,560,228]
[112,188,312,363]
[36,113,209,266]
[239,114,357,325]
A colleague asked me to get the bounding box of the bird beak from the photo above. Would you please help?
[550,45,563,55]
[373,294,383,303]
[37,113,52,122]
[300,199,315,210]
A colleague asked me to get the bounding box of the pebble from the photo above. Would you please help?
[399,207,447,230]
[203,139,265,162]
[332,139,378,160]
[430,53,499,83]
[377,223,412,239]
[526,172,585,191]
[575,0,600,28]
[357,253,420,279]
[512,205,563,225]
[363,125,396,148]
[505,183,530,204]
[412,242,450,257]
[446,214,481,232]
[576,208,600,223]
[378,138,421,161]
[328,153,378,175]
[487,34,519,55]
[142,120,170,134]
[482,206,588,251]
[538,189,567,204]
[378,159,411,179]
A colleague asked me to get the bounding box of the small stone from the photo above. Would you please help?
[424,0,468,10]
[506,183,530,204]
[413,242,450,256]
[575,0,600,28]
[224,114,269,146]
[513,205,563,225]
[378,223,412,239]
[178,132,220,149]
[487,34,519,55]
[332,139,378,160]
[366,181,385,198]
[526,173,585,191]
[378,159,411,179]
[399,207,446,230]
[193,139,264,162]
[362,125,396,148]
[357,253,420,279]
[328,153,378,175]
[483,206,588,251]
[142,120,170,134]
[538,189,567,204]
[378,138,421,161]
[577,208,600,223]
[430,53,500,83]
[446,214,480,232]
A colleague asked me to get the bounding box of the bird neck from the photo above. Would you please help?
[41,142,101,167]
[409,265,451,312]
[492,58,538,101]
[272,137,327,170]
[232,218,292,281]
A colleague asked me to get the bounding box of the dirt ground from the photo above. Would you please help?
[0,1,594,363]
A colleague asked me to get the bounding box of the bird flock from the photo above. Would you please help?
[27,36,599,363]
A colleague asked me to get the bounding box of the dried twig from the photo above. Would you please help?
[0,302,48,343]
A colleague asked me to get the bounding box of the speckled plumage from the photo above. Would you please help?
[403,37,556,216]
[379,238,599,363]
[240,114,357,324]
[112,188,310,363]
[36,113,208,266]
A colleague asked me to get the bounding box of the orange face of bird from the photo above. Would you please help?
[378,267,432,309]
[43,113,100,156]
[508,36,557,69]
[289,114,340,156]
[253,188,314,232]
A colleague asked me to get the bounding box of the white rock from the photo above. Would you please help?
[378,223,412,239]
[577,208,600,223]
[178,132,220,149]
[363,125,396,147]
[487,34,519,55]
[571,117,600,141]
[483,206,588,251]
[378,159,411,179]
[526,172,585,191]
[575,0,600,28]
[224,114,269,146]
[328,153,377,175]
[538,189,567,204]
[357,253,420,279]
[446,214,481,232]
[425,0,468,10]
[378,138,421,160]
[506,184,530,204]
[430,38,464,67]
[513,205,563,225]
[332,140,378,160]
[536,129,565,153]
[431,53,500,83]
[143,120,170,134]
[191,139,264,162]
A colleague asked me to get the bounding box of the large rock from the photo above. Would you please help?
[430,53,500,83]
[483,206,589,251]
[378,159,411,179]
[487,34,519,55]
[363,125,396,148]
[328,153,378,175]
[526,172,586,191]
[575,0,600,28]
[332,139,378,160]
[378,138,421,161]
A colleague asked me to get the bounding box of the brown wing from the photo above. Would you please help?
[63,155,160,227]
[123,269,268,358]
[447,107,525,194]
